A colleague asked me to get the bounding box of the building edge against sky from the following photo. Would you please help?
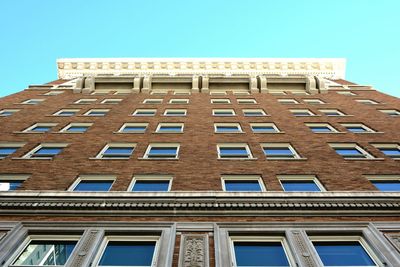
[0,58,399,266]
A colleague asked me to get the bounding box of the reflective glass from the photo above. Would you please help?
[122,126,146,132]
[216,126,240,132]
[33,147,63,156]
[73,180,113,191]
[234,241,290,267]
[148,147,177,157]
[225,180,261,191]
[334,148,364,157]
[132,180,170,191]
[31,126,52,132]
[263,147,294,158]
[0,147,18,158]
[220,147,248,157]
[372,181,400,191]
[103,147,133,157]
[99,241,156,266]
[66,126,89,132]
[158,126,182,132]
[310,126,333,133]
[0,180,23,191]
[346,126,367,133]
[379,148,400,158]
[251,126,277,133]
[281,180,321,192]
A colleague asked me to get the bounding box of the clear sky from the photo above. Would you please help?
[0,0,399,97]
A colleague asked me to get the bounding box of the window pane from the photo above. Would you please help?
[104,147,133,156]
[34,147,63,156]
[0,147,18,157]
[216,126,240,132]
[281,181,321,192]
[0,180,23,191]
[244,111,264,116]
[225,181,261,191]
[123,126,146,132]
[310,126,332,133]
[148,147,177,157]
[379,148,400,157]
[31,126,51,132]
[99,241,156,266]
[13,240,77,266]
[73,180,113,192]
[88,111,106,116]
[372,181,400,191]
[59,111,76,116]
[252,126,276,132]
[67,126,88,132]
[346,127,366,133]
[159,126,182,132]
[132,180,170,191]
[335,148,363,156]
[263,148,294,157]
[220,147,248,157]
[313,241,376,266]
[234,242,290,267]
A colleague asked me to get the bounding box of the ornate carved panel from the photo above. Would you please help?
[384,233,400,252]
[179,234,209,267]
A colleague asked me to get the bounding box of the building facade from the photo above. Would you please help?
[0,58,399,267]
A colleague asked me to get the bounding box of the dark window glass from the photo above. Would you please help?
[234,241,290,267]
[132,180,170,191]
[103,147,133,158]
[346,126,367,133]
[66,126,89,132]
[135,111,155,116]
[313,241,375,266]
[220,147,249,158]
[281,180,321,192]
[73,180,113,192]
[88,111,107,116]
[310,126,333,133]
[122,126,146,132]
[334,148,365,158]
[32,147,63,158]
[99,241,156,266]
[58,111,76,116]
[225,180,262,191]
[372,181,400,191]
[31,126,52,132]
[148,147,178,158]
[0,111,15,116]
[165,111,185,116]
[158,126,182,132]
[293,112,312,116]
[378,148,400,158]
[263,147,294,158]
[251,126,277,133]
[0,180,23,191]
[216,126,240,132]
[244,111,264,116]
[0,147,18,158]
[324,111,342,116]
[214,111,234,116]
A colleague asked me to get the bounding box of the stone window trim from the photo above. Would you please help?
[365,175,400,190]
[214,123,244,133]
[21,143,68,160]
[212,109,236,116]
[19,99,45,105]
[163,109,187,116]
[209,91,227,96]
[132,109,157,116]
[371,143,400,160]
[340,123,380,133]
[355,99,380,105]
[43,90,64,96]
[73,98,97,104]
[128,175,173,192]
[319,109,349,116]
[168,99,189,104]
[211,98,231,104]
[141,143,180,160]
[221,175,266,192]
[21,123,58,133]
[277,175,326,192]
[59,123,93,133]
[173,91,191,95]
[250,122,283,133]
[94,143,136,160]
[143,99,163,104]
[52,109,80,116]
[278,98,300,104]
[233,91,251,95]
[305,123,341,133]
[0,174,30,191]
[155,123,184,133]
[68,175,117,192]
[261,143,304,160]
[290,109,317,116]
[378,109,400,117]
[336,91,356,96]
[329,143,377,160]
[0,109,20,116]
[0,143,25,159]
[237,98,257,104]
[217,143,255,160]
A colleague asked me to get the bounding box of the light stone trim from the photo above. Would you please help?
[179,234,209,267]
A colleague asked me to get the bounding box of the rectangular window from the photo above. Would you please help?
[24,144,67,159]
[129,175,172,192]
[101,99,122,104]
[74,98,97,104]
[118,123,148,133]
[222,175,265,192]
[133,109,157,116]
[367,176,400,192]
[250,123,281,133]
[60,123,92,133]
[278,175,325,192]
[53,109,79,116]
[0,143,24,159]
[156,123,184,133]
[0,109,19,116]
[44,91,64,96]
[303,99,326,104]
[379,109,400,117]
[237,99,257,104]
[0,174,29,191]
[214,123,243,133]
[320,109,346,116]
[69,175,115,192]
[329,143,374,159]
[173,91,191,95]
[211,99,231,104]
[96,143,136,159]
[144,143,180,159]
[290,109,315,117]
[243,109,267,117]
[85,109,109,116]
[372,144,400,159]
[143,99,163,104]
[21,99,44,105]
[278,99,299,104]
[213,109,235,116]
[341,123,376,133]
[23,123,57,133]
[306,123,338,133]
[337,91,356,95]
[262,143,301,159]
[163,109,187,116]
[217,144,253,159]
[356,99,379,105]
[233,91,251,95]
[11,236,80,266]
[210,92,227,96]
[169,99,189,104]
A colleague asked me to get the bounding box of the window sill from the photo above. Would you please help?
[138,157,179,160]
[218,158,258,160]
[351,132,385,134]
[46,115,76,117]
[12,157,53,160]
[89,157,131,160]
[342,158,385,161]
[53,132,86,134]
[253,131,285,134]
[214,132,246,134]
[312,132,347,134]
[77,115,107,117]
[324,115,354,117]
[13,131,47,134]
[113,131,146,134]
[265,157,308,161]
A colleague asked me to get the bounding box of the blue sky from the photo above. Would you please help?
[0,0,399,97]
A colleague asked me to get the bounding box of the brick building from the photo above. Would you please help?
[0,58,399,266]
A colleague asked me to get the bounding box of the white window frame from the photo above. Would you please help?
[84,109,109,116]
[150,91,168,95]
[169,99,189,104]
[132,109,157,116]
[237,98,257,104]
[250,123,281,133]
[59,123,93,133]
[329,143,375,159]
[305,123,339,133]
[143,99,163,104]
[372,143,400,159]
[290,109,316,116]
[341,123,376,133]
[261,143,302,160]
[242,109,267,117]
[278,99,299,104]
[356,99,379,105]
[0,109,20,116]
[277,175,326,192]
[101,98,122,104]
[214,123,243,133]
[21,99,44,105]
[156,123,184,133]
[118,123,149,133]
[0,174,29,191]
[303,99,326,104]
[379,109,400,116]
[217,143,254,159]
[68,175,116,192]
[212,109,236,116]
[232,91,251,95]
[128,175,173,192]
[23,143,68,159]
[173,91,191,95]
[53,109,80,116]
[163,109,187,116]
[221,175,266,192]
[23,123,57,133]
[44,91,64,96]
[211,98,231,104]
[95,143,136,159]
[319,109,347,116]
[74,98,97,104]
[292,91,310,95]
[143,143,180,159]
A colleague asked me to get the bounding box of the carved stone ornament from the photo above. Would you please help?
[179,234,209,267]
[384,233,400,252]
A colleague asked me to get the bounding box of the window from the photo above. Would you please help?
[217,144,253,159]
[231,236,292,267]
[69,175,115,192]
[173,91,191,95]
[44,91,64,96]
[129,175,172,192]
[95,236,159,267]
[243,109,267,117]
[133,109,156,116]
[329,143,374,159]
[96,143,136,159]
[156,123,184,133]
[262,143,301,159]
[237,99,257,104]
[74,98,97,104]
[290,109,315,117]
[143,144,180,159]
[163,109,187,116]
[0,109,19,116]
[101,99,122,104]
[0,143,24,159]
[118,123,148,133]
[23,123,57,133]
[21,99,44,105]
[372,143,400,159]
[310,237,379,267]
[303,99,326,104]
[250,123,281,133]
[210,91,227,96]
[0,174,29,191]
[60,123,92,133]
[24,144,67,159]
[11,236,79,266]
[169,99,189,104]
[211,99,231,104]
[222,175,265,192]
[53,109,79,116]
[337,91,356,95]
[306,123,338,133]
[292,91,310,95]
[213,109,235,116]
[85,109,109,116]
[278,99,299,104]
[270,91,287,95]
[143,99,163,104]
[356,99,379,105]
[341,123,376,133]
[233,91,251,95]
[214,123,243,133]
[278,175,325,192]
[367,176,400,192]
[379,109,400,117]
[319,109,347,116]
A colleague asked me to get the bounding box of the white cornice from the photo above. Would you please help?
[57,58,346,80]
